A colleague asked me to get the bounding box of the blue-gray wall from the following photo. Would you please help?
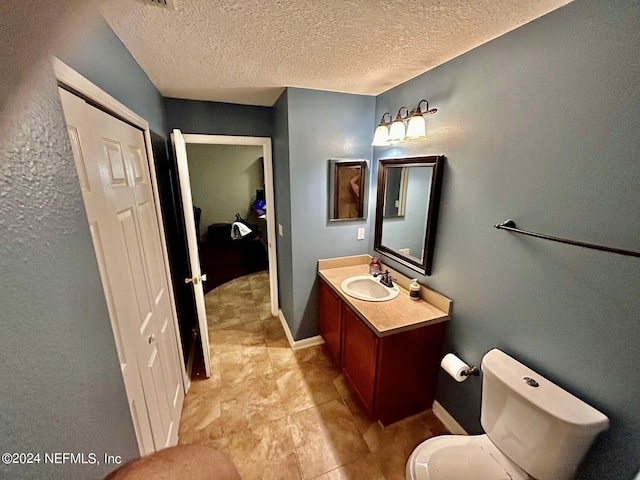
[183,87,377,340]
[163,95,276,330]
[370,1,639,478]
[286,88,375,339]
[272,90,295,324]
[57,15,167,137]
[8,3,634,477]
[164,97,274,138]
[0,14,156,479]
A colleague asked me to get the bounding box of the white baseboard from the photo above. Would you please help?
[278,309,324,351]
[432,400,468,435]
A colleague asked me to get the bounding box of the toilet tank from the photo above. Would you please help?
[481,349,608,480]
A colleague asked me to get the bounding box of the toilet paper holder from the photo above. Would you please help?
[442,352,481,381]
[460,365,480,377]
[450,351,480,377]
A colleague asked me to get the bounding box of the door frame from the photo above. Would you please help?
[180,134,279,316]
[52,57,189,392]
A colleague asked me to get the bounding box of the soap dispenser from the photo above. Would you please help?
[409,279,420,300]
[369,258,381,276]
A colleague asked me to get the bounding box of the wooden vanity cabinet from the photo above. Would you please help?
[318,277,446,425]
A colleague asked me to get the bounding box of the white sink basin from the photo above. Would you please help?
[340,275,400,302]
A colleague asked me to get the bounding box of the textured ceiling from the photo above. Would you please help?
[100,0,572,106]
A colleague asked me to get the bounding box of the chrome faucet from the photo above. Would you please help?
[374,270,396,288]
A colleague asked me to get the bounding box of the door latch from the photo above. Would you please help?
[185,274,207,285]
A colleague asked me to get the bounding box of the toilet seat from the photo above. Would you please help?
[406,434,530,480]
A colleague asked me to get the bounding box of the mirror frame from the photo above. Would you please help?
[374,155,445,275]
[328,159,369,222]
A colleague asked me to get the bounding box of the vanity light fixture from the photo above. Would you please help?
[406,100,437,139]
[371,112,393,146]
[371,99,437,146]
[388,107,409,142]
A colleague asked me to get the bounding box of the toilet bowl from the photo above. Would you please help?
[406,434,529,480]
[405,349,609,480]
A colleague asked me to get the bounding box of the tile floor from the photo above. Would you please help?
[178,271,449,480]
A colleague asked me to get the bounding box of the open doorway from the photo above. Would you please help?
[172,132,279,383]
[180,134,278,315]
[187,143,267,293]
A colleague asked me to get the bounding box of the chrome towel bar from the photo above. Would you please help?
[494,219,640,258]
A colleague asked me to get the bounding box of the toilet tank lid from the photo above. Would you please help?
[481,349,609,431]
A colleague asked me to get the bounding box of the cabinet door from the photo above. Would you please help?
[342,304,378,415]
[318,279,342,364]
[374,321,446,425]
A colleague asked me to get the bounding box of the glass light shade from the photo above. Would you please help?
[406,114,426,139]
[388,120,406,142]
[371,124,389,146]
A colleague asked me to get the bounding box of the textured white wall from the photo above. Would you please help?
[100,0,573,106]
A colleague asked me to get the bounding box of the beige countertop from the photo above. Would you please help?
[318,255,451,337]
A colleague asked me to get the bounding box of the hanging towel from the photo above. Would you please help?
[232,221,253,239]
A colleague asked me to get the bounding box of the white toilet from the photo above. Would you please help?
[406,349,609,480]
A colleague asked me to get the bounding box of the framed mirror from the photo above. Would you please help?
[328,159,368,221]
[374,155,444,275]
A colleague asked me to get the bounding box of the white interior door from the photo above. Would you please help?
[59,88,184,453]
[172,129,211,378]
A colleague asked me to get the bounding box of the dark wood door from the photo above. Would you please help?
[318,279,342,364]
[375,321,447,425]
[342,303,378,415]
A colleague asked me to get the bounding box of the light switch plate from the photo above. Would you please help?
[357,227,365,240]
